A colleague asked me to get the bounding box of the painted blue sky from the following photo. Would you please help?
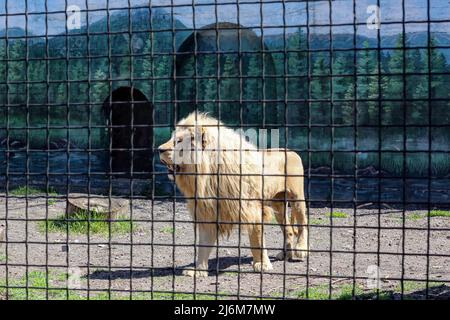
[1,0,450,36]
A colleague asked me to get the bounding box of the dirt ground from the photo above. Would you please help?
[0,194,449,299]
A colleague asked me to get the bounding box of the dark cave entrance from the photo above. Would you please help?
[104,87,153,177]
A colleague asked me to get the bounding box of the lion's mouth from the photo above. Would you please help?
[166,164,180,175]
[160,157,181,177]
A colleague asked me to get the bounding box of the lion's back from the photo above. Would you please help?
[263,148,303,175]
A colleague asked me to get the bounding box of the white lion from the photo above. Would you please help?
[158,112,308,277]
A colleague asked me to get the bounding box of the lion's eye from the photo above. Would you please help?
[175,138,183,145]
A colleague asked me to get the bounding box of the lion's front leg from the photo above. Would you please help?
[291,201,309,260]
[248,224,273,272]
[182,224,216,277]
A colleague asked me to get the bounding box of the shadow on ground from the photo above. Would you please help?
[88,256,254,280]
[347,284,450,300]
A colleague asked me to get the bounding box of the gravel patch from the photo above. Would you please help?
[0,195,449,299]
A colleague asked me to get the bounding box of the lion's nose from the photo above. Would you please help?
[158,145,170,154]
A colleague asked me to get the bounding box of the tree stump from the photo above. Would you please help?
[66,193,129,220]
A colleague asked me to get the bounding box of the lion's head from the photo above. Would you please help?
[158,112,263,204]
[158,113,214,181]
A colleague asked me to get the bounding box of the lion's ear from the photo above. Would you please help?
[201,127,207,150]
[191,127,207,149]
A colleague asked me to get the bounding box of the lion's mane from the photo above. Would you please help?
[175,113,265,236]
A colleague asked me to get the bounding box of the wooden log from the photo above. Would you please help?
[66,193,129,220]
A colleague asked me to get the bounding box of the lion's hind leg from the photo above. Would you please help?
[290,198,309,260]
[270,200,297,261]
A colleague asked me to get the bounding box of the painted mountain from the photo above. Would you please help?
[0,4,449,181]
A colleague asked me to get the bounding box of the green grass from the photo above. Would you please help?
[0,270,78,300]
[401,280,426,292]
[392,281,446,300]
[293,284,364,300]
[10,186,55,196]
[10,186,39,196]
[0,254,6,263]
[394,210,450,220]
[0,270,226,300]
[326,211,349,219]
[9,186,58,197]
[160,226,175,234]
[289,281,445,300]
[222,271,238,277]
[0,271,445,300]
[407,213,424,220]
[429,210,450,218]
[309,218,326,225]
[39,210,133,235]
[9,186,58,206]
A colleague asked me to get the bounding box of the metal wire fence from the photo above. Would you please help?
[0,0,449,300]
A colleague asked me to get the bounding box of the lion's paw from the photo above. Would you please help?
[182,268,209,277]
[276,250,289,261]
[292,244,309,260]
[253,261,273,272]
[292,249,308,260]
[276,248,309,261]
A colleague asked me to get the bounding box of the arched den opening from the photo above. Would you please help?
[103,87,154,177]
[176,22,278,126]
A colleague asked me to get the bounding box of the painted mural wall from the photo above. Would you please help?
[0,1,449,202]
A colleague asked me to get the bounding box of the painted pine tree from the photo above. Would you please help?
[332,52,353,125]
[8,40,26,105]
[199,54,217,114]
[311,52,330,124]
[427,37,450,125]
[220,54,239,123]
[407,48,427,124]
[287,28,308,127]
[356,41,378,125]
[243,54,262,125]
[382,35,405,125]
[0,41,6,106]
